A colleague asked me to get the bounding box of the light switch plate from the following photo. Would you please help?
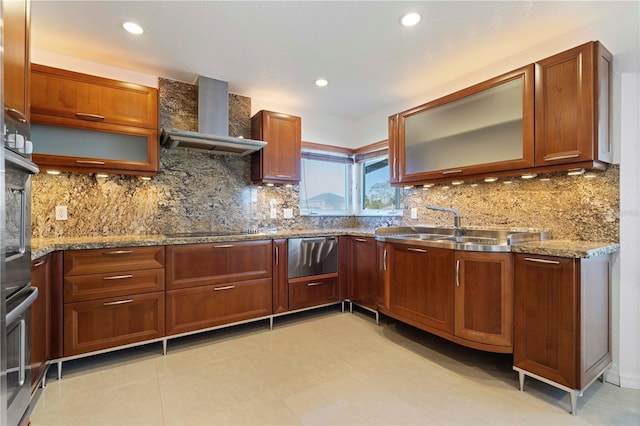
[410,207,418,219]
[283,208,293,219]
[55,205,68,221]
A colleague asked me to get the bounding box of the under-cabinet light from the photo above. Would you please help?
[470,183,479,187]
[95,173,109,178]
[567,168,585,176]
[484,177,498,182]
[540,178,551,182]
[140,176,152,181]
[584,172,598,179]
[403,185,413,189]
[266,183,275,187]
[422,184,434,189]
[401,12,422,27]
[122,21,144,35]
[502,180,513,184]
[521,173,537,179]
[46,170,61,175]
[451,180,464,185]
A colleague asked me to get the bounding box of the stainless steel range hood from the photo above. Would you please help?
[160,76,266,156]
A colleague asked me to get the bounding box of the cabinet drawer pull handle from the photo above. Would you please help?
[275,246,279,266]
[407,248,427,253]
[354,238,367,242]
[214,285,236,291]
[32,260,46,268]
[213,244,234,248]
[307,282,323,286]
[105,250,133,255]
[75,112,105,121]
[75,160,106,165]
[275,174,292,178]
[102,274,133,280]
[383,249,387,271]
[5,107,28,123]
[456,259,460,287]
[524,257,560,265]
[442,169,463,175]
[544,153,580,162]
[102,299,133,306]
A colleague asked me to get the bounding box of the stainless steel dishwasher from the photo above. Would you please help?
[287,237,338,279]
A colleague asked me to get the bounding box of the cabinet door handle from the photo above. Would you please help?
[105,250,133,255]
[524,257,560,265]
[5,107,28,123]
[213,244,234,248]
[455,259,460,287]
[102,274,134,280]
[275,246,279,266]
[75,112,105,121]
[383,249,388,271]
[102,299,133,306]
[407,248,427,253]
[32,259,47,268]
[544,153,580,162]
[442,169,463,175]
[214,285,236,291]
[354,238,367,242]
[307,282,323,286]
[75,160,106,165]
[275,174,292,178]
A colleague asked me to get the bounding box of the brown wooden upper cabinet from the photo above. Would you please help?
[389,65,535,184]
[3,0,30,133]
[251,110,301,184]
[389,41,612,185]
[29,64,159,176]
[535,41,612,168]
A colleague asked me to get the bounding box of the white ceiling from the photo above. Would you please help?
[30,1,631,120]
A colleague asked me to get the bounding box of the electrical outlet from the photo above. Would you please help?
[270,207,277,219]
[55,205,68,221]
[283,208,293,219]
[410,207,418,219]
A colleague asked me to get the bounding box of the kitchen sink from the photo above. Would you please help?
[375,226,549,252]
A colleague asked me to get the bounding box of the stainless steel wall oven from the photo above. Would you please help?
[2,148,39,426]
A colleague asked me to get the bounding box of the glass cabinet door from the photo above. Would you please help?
[392,65,534,183]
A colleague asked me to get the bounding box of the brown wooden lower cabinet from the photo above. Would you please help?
[513,253,612,414]
[454,251,514,351]
[347,236,378,310]
[63,291,165,357]
[63,268,165,303]
[165,278,272,336]
[288,274,339,311]
[31,254,52,391]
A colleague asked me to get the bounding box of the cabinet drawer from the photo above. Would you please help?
[64,268,165,303]
[288,275,339,311]
[165,278,272,336]
[64,246,165,276]
[63,291,164,357]
[166,240,272,290]
[31,64,158,129]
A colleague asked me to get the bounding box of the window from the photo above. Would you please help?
[299,156,351,216]
[298,144,402,217]
[361,157,402,212]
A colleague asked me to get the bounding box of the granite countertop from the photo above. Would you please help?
[31,228,619,260]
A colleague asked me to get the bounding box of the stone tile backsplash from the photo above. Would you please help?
[31,147,619,242]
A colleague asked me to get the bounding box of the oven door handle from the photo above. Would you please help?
[6,286,39,326]
[18,318,26,385]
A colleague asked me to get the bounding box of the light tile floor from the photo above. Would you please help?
[30,307,640,425]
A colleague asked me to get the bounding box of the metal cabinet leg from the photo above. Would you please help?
[569,390,578,415]
[162,339,167,355]
[518,371,525,391]
[57,361,63,380]
[375,311,379,326]
[349,301,353,313]
[269,316,274,330]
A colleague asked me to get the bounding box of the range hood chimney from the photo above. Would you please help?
[160,76,266,156]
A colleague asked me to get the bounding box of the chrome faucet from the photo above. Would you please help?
[425,205,461,229]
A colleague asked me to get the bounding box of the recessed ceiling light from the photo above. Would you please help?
[122,21,144,35]
[401,12,422,27]
[315,78,328,87]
